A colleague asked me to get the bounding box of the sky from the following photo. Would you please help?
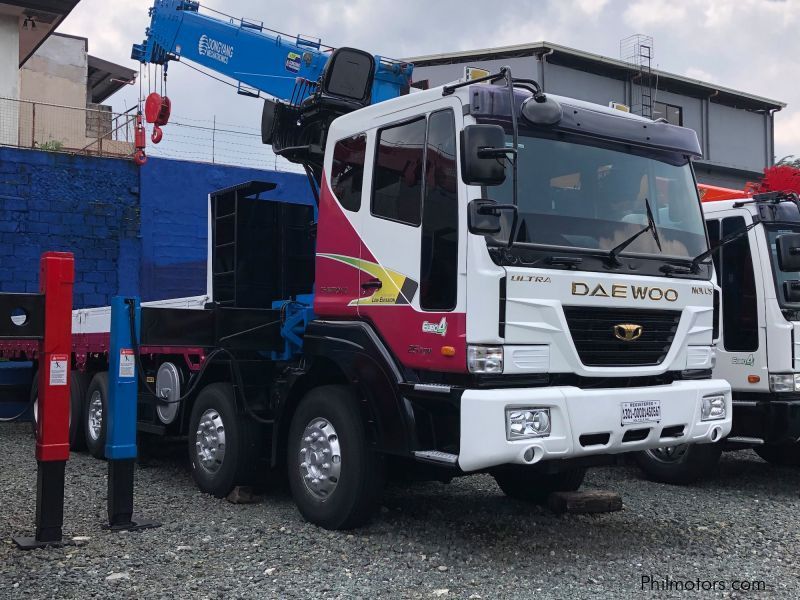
[57,0,800,168]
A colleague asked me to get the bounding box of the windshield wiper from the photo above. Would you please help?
[605,198,662,267]
[661,219,761,275]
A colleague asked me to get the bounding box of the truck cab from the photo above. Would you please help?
[309,79,731,484]
[635,189,800,482]
[705,193,800,463]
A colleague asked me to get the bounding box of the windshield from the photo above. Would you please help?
[487,132,708,259]
[766,225,800,306]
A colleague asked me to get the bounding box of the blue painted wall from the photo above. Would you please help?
[0,147,140,307]
[0,148,312,307]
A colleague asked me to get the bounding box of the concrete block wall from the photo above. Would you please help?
[0,146,139,307]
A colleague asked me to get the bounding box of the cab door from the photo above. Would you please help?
[708,213,769,391]
[356,103,466,372]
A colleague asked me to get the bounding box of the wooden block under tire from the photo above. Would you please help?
[226,486,262,504]
[548,490,622,514]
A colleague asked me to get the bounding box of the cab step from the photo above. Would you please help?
[726,436,764,445]
[413,450,459,466]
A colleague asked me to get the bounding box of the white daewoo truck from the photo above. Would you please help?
[636,189,800,482]
[5,1,733,528]
[12,74,733,528]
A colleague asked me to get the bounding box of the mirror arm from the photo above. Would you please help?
[478,203,519,249]
[477,147,517,159]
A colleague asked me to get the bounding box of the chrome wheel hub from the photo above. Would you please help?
[195,409,226,474]
[299,418,341,499]
[645,444,689,463]
[87,390,103,441]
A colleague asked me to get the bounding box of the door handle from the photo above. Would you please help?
[361,278,382,290]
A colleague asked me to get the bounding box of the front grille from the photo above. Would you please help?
[562,306,681,367]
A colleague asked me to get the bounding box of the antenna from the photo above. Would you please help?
[620,34,654,119]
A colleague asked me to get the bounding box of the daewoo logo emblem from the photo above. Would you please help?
[614,323,643,342]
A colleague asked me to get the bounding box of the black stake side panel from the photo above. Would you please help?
[0,293,45,339]
[140,306,283,352]
[141,307,215,347]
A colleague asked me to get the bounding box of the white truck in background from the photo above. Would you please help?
[636,189,800,483]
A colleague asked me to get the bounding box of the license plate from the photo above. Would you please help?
[621,400,661,425]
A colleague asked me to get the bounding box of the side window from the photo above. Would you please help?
[331,134,366,212]
[371,117,426,226]
[721,216,758,352]
[420,110,458,311]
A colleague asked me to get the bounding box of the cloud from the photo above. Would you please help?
[623,1,688,28]
[575,0,610,18]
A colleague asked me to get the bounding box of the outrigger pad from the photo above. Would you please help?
[12,536,77,551]
[548,490,623,514]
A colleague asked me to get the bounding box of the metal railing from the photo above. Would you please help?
[0,97,136,158]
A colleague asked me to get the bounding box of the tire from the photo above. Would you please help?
[84,372,109,459]
[755,443,800,466]
[287,385,385,530]
[30,370,88,451]
[634,443,722,484]
[492,465,586,503]
[189,383,263,498]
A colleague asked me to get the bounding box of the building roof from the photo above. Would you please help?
[87,54,136,104]
[0,0,81,67]
[406,41,786,113]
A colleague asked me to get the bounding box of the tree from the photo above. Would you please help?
[777,155,800,169]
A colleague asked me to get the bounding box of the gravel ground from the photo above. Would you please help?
[1,422,799,599]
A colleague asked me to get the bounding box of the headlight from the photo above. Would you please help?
[700,394,726,421]
[768,374,800,393]
[467,345,503,374]
[506,408,551,440]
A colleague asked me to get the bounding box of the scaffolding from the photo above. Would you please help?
[620,34,654,119]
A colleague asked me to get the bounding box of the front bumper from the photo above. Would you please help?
[458,379,732,471]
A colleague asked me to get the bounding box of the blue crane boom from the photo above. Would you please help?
[131,0,413,106]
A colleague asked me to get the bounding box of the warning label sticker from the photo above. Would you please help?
[119,348,135,378]
[49,354,68,386]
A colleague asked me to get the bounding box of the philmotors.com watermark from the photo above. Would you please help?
[641,575,767,593]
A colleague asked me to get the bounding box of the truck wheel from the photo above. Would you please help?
[492,466,586,503]
[287,385,385,530]
[31,370,88,451]
[634,443,722,484]
[84,372,109,459]
[189,383,262,498]
[755,444,800,466]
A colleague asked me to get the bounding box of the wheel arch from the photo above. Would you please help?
[276,320,417,467]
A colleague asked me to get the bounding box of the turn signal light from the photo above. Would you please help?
[747,375,760,384]
[441,346,456,357]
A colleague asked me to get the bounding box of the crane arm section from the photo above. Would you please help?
[131,0,412,105]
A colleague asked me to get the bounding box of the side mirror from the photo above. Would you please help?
[460,124,507,186]
[785,280,800,303]
[468,199,502,234]
[468,199,518,238]
[777,233,800,272]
